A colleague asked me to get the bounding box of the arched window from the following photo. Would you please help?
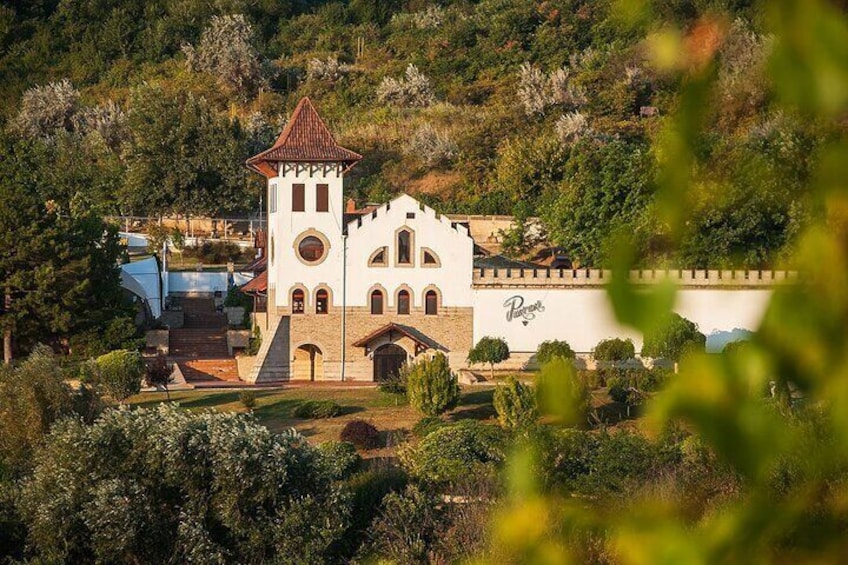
[316,289,329,314]
[397,290,410,315]
[397,229,411,265]
[292,289,305,314]
[370,290,384,315]
[425,290,438,315]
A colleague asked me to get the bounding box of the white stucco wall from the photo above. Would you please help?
[167,272,252,294]
[345,194,474,309]
[471,287,772,354]
[266,165,346,309]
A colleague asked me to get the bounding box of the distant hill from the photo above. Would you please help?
[0,1,824,268]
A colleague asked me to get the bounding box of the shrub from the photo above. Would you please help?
[593,338,636,362]
[240,390,257,410]
[306,57,351,83]
[13,79,80,139]
[182,240,245,264]
[536,340,576,365]
[294,400,342,419]
[608,379,629,403]
[399,420,506,483]
[377,64,435,107]
[406,123,458,167]
[378,362,409,394]
[317,441,362,480]
[467,337,510,379]
[367,485,440,564]
[412,416,445,438]
[641,313,706,361]
[493,376,538,429]
[224,284,253,310]
[246,325,261,356]
[341,420,380,450]
[555,111,592,145]
[536,357,591,426]
[406,353,460,417]
[86,349,145,403]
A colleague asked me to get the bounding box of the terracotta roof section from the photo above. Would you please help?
[240,271,267,294]
[242,255,266,273]
[246,98,362,176]
[352,323,441,354]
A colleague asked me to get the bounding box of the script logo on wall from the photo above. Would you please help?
[503,295,545,326]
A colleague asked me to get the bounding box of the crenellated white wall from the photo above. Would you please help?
[471,287,773,354]
[345,194,474,309]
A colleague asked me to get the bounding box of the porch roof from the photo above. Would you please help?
[351,323,439,354]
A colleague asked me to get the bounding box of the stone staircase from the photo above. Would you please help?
[168,298,239,384]
[246,316,291,383]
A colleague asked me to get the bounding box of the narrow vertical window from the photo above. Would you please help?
[292,289,305,314]
[370,290,384,315]
[316,289,328,314]
[397,229,411,265]
[316,184,329,212]
[425,290,438,315]
[270,183,277,213]
[292,184,305,212]
[397,290,410,315]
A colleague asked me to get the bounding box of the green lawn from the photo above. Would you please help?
[127,386,499,447]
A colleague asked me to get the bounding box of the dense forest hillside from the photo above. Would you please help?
[0,0,830,267]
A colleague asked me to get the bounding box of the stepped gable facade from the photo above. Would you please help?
[244,98,791,383]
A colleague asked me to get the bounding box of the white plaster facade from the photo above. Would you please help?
[244,97,791,382]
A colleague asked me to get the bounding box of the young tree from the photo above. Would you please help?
[593,338,636,362]
[493,376,538,429]
[641,313,706,362]
[468,337,510,380]
[144,354,173,401]
[406,352,461,417]
[535,340,575,365]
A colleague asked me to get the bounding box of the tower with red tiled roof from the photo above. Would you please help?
[245,98,360,355]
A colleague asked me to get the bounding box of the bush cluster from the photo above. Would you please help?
[294,400,342,419]
[341,420,381,450]
[182,241,246,264]
[399,420,506,484]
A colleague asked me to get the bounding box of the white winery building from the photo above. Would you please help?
[242,98,791,383]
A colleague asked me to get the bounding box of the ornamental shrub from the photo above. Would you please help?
[398,420,506,484]
[641,313,706,361]
[467,337,510,380]
[593,338,636,362]
[317,441,362,480]
[406,353,460,417]
[493,376,538,429]
[294,400,342,419]
[341,420,380,450]
[536,339,576,365]
[86,349,145,403]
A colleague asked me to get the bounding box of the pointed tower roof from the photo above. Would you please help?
[246,97,362,177]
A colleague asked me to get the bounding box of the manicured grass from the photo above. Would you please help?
[127,385,630,448]
[127,387,500,446]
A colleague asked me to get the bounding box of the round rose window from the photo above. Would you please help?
[298,236,325,263]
